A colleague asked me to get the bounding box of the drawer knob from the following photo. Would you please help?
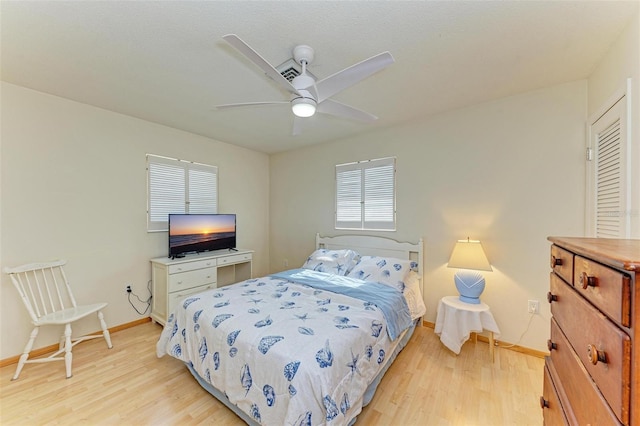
[580,272,598,289]
[539,396,549,409]
[547,340,557,351]
[550,255,563,268]
[587,344,607,365]
[547,292,558,303]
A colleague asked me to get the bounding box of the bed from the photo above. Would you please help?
[156,234,425,425]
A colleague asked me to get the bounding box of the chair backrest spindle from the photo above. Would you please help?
[48,266,65,311]
[58,266,77,308]
[34,268,51,316]
[19,272,41,320]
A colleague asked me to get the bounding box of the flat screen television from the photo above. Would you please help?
[168,214,236,258]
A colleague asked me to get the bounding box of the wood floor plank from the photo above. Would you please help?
[0,322,544,425]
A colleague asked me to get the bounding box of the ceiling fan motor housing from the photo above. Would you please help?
[292,74,315,92]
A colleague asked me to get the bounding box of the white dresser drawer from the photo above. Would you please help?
[218,253,252,266]
[168,258,217,274]
[168,283,216,314]
[169,267,217,292]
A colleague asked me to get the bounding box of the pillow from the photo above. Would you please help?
[346,255,414,287]
[402,271,427,320]
[301,249,360,276]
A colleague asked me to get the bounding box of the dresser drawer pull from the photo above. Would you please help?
[539,396,549,409]
[547,292,558,303]
[579,272,598,289]
[550,255,563,268]
[547,340,557,351]
[587,344,607,365]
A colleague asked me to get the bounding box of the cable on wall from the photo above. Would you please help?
[127,280,153,315]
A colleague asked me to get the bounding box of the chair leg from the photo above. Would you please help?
[13,327,39,380]
[63,323,73,379]
[97,310,112,349]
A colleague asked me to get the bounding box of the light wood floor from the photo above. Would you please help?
[0,322,544,425]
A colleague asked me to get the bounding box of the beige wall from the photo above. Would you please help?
[588,10,640,237]
[0,82,270,359]
[270,81,587,352]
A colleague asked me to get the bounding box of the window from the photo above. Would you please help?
[336,157,396,230]
[147,154,218,231]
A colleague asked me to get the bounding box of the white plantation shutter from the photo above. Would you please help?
[587,87,630,239]
[188,164,218,214]
[336,157,396,230]
[147,154,218,231]
[595,119,624,237]
[336,168,362,224]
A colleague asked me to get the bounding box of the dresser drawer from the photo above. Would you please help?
[217,252,252,266]
[169,267,217,292]
[541,361,570,425]
[168,283,216,314]
[168,258,217,274]
[549,273,631,424]
[548,319,621,426]
[551,245,574,284]
[574,255,631,327]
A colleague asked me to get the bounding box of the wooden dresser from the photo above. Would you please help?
[542,237,640,425]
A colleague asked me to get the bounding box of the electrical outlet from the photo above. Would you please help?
[283,259,289,268]
[528,299,539,314]
[126,285,132,293]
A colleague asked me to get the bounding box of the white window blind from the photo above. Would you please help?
[336,157,396,230]
[147,154,218,231]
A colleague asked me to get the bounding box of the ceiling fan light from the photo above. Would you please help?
[291,97,316,117]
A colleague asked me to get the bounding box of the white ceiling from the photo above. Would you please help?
[2,1,638,154]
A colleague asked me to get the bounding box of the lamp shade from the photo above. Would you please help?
[448,239,492,304]
[447,239,492,271]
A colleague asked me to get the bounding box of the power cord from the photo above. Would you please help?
[127,280,153,315]
[498,312,535,349]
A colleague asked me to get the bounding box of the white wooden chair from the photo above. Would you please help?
[3,260,112,379]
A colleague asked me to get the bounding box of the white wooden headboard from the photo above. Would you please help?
[316,233,424,294]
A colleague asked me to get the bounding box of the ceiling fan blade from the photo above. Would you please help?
[315,52,394,103]
[216,101,289,109]
[317,99,378,122]
[223,34,300,96]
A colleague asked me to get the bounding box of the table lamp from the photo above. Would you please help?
[447,238,492,304]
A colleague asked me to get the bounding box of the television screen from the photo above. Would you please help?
[168,214,236,258]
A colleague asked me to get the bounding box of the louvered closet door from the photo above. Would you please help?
[588,96,629,238]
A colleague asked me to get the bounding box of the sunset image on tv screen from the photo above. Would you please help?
[169,214,236,256]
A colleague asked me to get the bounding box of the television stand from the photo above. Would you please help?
[150,249,253,325]
[229,247,238,252]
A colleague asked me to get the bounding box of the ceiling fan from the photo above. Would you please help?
[217,34,395,134]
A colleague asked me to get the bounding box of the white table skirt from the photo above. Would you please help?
[434,296,501,354]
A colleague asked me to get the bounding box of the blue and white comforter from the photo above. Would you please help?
[156,269,412,425]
